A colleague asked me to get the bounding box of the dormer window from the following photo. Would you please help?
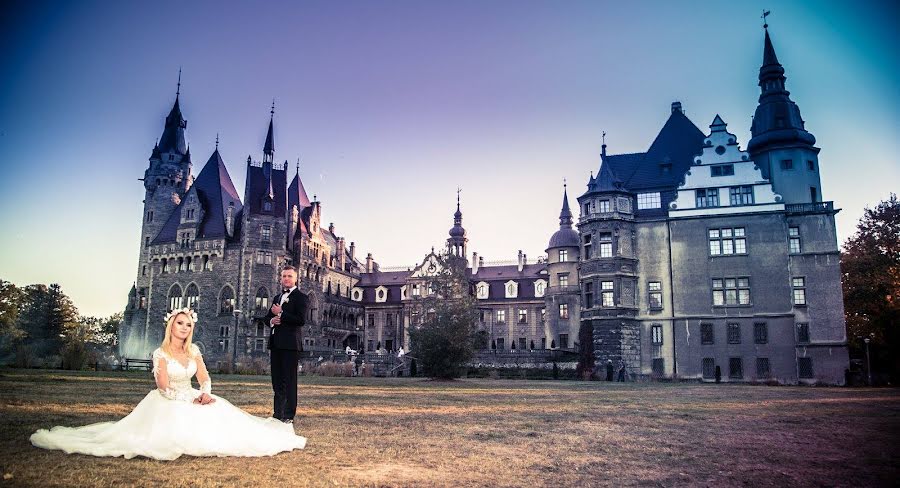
[263,201,273,212]
[169,154,175,161]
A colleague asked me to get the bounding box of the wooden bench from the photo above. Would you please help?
[124,358,153,371]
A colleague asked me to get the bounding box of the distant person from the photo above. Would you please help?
[606,360,614,382]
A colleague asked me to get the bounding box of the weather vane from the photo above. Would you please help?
[762,9,771,29]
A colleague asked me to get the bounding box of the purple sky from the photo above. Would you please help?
[1,0,898,317]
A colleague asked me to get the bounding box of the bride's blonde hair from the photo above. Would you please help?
[161,311,197,357]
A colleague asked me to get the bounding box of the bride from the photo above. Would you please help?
[30,309,307,460]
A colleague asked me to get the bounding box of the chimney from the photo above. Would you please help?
[337,238,346,270]
[479,255,484,269]
[671,101,683,114]
[472,252,479,274]
[349,241,356,261]
[328,222,334,235]
[365,252,373,273]
[517,250,524,272]
[225,203,235,237]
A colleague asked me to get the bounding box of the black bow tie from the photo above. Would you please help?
[282,289,291,293]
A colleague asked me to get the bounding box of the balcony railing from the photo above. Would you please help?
[785,201,834,215]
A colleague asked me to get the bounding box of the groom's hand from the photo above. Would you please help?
[271,303,282,315]
[271,316,281,326]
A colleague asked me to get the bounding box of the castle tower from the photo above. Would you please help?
[747,25,823,204]
[446,191,468,263]
[241,103,288,336]
[577,148,641,374]
[545,184,580,350]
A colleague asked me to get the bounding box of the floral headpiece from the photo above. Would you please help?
[165,307,199,324]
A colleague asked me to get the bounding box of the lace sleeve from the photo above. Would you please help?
[151,349,166,379]
[193,344,212,395]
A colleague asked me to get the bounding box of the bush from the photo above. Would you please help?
[15,344,35,368]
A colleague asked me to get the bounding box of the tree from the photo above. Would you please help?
[842,193,900,382]
[576,320,595,379]
[0,280,25,356]
[407,253,479,379]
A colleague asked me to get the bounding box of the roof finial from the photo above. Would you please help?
[215,133,219,150]
[601,131,607,156]
[456,187,461,208]
[761,9,770,29]
[270,98,275,118]
[601,131,606,145]
[563,178,567,190]
[296,157,300,175]
[176,67,182,97]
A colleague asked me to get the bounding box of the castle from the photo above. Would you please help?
[120,25,848,383]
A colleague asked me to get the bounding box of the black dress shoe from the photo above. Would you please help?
[281,418,293,425]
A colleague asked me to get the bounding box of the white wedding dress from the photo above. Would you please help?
[30,346,306,460]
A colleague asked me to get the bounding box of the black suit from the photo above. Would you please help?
[263,288,307,421]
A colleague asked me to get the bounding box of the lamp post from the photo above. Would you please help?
[231,309,242,373]
[864,336,872,386]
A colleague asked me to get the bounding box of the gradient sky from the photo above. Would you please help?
[1,0,898,317]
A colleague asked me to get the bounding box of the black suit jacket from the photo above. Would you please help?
[264,288,307,351]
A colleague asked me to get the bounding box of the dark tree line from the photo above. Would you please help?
[0,279,122,368]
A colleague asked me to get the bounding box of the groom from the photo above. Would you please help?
[264,266,307,424]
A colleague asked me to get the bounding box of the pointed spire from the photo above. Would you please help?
[748,18,816,152]
[263,100,275,159]
[158,70,187,155]
[448,188,466,241]
[559,181,573,226]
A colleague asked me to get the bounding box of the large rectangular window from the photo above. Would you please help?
[558,304,568,319]
[518,309,527,323]
[599,233,613,257]
[792,277,807,306]
[789,226,802,253]
[584,282,594,309]
[712,277,751,306]
[729,186,754,205]
[558,334,569,349]
[496,310,506,324]
[648,281,662,309]
[598,200,610,213]
[583,234,592,258]
[558,249,568,262]
[558,273,569,287]
[709,227,747,255]
[696,188,719,208]
[637,192,661,209]
[601,281,614,307]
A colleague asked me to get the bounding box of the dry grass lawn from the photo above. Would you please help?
[0,369,897,487]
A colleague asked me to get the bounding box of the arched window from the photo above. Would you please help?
[219,286,235,315]
[255,287,270,311]
[185,283,200,309]
[162,258,169,273]
[168,284,183,311]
